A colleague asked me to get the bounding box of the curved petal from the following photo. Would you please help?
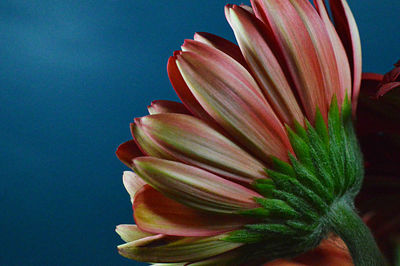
[131,122,176,160]
[123,171,146,202]
[251,0,329,121]
[133,185,249,236]
[225,5,304,126]
[176,40,292,162]
[116,224,153,243]
[329,0,362,112]
[136,113,267,183]
[148,100,191,115]
[167,54,216,125]
[287,0,342,107]
[133,157,260,214]
[314,0,352,103]
[116,140,143,167]
[193,32,248,68]
[118,234,243,263]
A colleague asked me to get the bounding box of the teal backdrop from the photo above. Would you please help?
[1,0,399,265]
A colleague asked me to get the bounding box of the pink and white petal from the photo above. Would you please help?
[116,140,143,167]
[167,55,216,125]
[329,0,362,112]
[131,122,176,160]
[314,0,352,103]
[116,224,153,243]
[123,171,146,202]
[193,32,248,68]
[118,234,243,263]
[134,185,249,237]
[251,0,328,121]
[239,4,255,15]
[136,113,267,183]
[176,41,292,162]
[287,0,342,107]
[133,157,260,214]
[225,5,304,126]
[148,100,191,115]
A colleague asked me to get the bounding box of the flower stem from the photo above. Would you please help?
[328,200,386,266]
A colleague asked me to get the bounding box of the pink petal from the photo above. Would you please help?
[133,156,260,214]
[225,5,304,126]
[329,0,362,113]
[251,0,329,121]
[123,171,146,202]
[193,32,248,68]
[130,122,176,160]
[167,55,216,125]
[147,100,191,115]
[133,185,249,236]
[116,140,143,167]
[176,40,292,162]
[288,0,343,108]
[314,0,352,104]
[135,113,267,183]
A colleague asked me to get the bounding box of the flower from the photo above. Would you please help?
[115,1,384,265]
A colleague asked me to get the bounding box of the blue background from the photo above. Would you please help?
[1,0,399,265]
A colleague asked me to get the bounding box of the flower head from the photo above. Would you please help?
[114,1,383,265]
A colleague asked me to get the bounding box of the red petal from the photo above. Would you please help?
[116,140,143,167]
[147,100,191,115]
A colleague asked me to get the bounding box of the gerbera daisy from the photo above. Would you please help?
[115,1,385,265]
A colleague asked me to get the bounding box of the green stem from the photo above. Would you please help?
[328,200,386,266]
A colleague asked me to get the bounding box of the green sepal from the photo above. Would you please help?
[286,126,314,171]
[271,157,296,177]
[223,229,265,244]
[314,108,329,147]
[289,154,333,203]
[253,179,275,198]
[254,198,299,219]
[266,169,327,213]
[245,223,296,235]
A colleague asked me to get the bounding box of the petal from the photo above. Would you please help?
[133,157,260,214]
[287,0,342,107]
[377,82,400,98]
[133,185,249,236]
[193,32,248,68]
[251,0,329,121]
[136,113,267,183]
[148,100,191,115]
[176,40,292,162]
[225,5,304,126]
[167,55,216,125]
[314,0,352,103]
[329,0,362,112]
[116,140,143,167]
[116,224,153,243]
[118,234,243,263]
[131,122,176,160]
[123,171,146,202]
